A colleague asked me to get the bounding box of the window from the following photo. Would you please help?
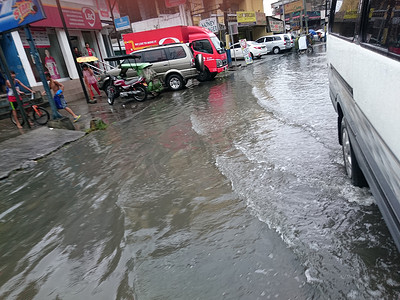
[364,0,400,55]
[331,0,361,38]
[141,49,167,63]
[256,38,265,43]
[166,46,186,60]
[232,43,241,49]
[192,39,213,54]
[265,37,274,42]
[274,36,281,41]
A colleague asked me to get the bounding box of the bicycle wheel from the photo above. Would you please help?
[33,107,50,125]
[10,109,24,126]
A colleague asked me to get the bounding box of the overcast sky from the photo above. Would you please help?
[263,0,274,16]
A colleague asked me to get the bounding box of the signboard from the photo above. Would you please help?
[0,0,46,33]
[115,16,130,31]
[19,27,50,47]
[284,0,303,14]
[237,11,256,26]
[239,39,253,65]
[96,0,120,21]
[199,17,218,33]
[31,4,102,29]
[256,12,266,25]
[267,17,284,33]
[165,0,186,8]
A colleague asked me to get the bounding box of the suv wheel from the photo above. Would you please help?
[273,47,280,54]
[167,74,184,91]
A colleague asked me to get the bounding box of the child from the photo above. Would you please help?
[82,64,101,101]
[44,73,81,122]
[6,71,34,128]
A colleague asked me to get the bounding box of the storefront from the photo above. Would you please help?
[236,11,268,42]
[2,0,107,87]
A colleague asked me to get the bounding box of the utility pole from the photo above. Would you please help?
[282,0,286,33]
[55,0,91,104]
[302,0,309,33]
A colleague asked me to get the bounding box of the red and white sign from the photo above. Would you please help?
[31,4,102,29]
[165,0,186,8]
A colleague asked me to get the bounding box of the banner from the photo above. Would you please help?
[0,0,46,33]
[239,39,252,65]
[31,4,102,29]
[199,17,218,33]
[237,11,256,26]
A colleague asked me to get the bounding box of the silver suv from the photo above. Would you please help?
[256,34,292,54]
[100,43,200,91]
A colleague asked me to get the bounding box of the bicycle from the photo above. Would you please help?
[10,93,50,126]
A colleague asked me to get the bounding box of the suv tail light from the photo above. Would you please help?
[284,41,286,45]
[191,58,195,67]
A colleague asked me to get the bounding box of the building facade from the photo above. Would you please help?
[0,0,116,88]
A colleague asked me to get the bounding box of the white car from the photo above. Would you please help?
[230,41,268,60]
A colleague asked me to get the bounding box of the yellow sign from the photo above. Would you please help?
[237,11,256,24]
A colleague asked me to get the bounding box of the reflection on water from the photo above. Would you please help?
[1,48,399,299]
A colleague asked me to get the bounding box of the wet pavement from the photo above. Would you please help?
[1,45,400,299]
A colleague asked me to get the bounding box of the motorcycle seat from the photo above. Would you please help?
[125,77,141,85]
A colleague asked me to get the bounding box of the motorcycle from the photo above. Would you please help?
[105,74,147,105]
[104,54,163,105]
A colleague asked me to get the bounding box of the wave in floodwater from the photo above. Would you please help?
[191,52,400,299]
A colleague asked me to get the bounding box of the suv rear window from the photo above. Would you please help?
[166,46,186,60]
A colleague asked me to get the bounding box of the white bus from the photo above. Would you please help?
[328,0,400,250]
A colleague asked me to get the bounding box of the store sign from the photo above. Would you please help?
[115,16,130,31]
[256,12,266,25]
[268,19,283,33]
[237,11,256,26]
[96,0,120,21]
[0,0,46,33]
[31,4,102,29]
[199,17,218,33]
[19,27,50,48]
[284,0,303,14]
[165,0,186,8]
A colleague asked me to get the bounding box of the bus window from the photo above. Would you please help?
[364,0,400,55]
[331,0,361,38]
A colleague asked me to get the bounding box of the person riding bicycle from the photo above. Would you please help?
[6,71,34,128]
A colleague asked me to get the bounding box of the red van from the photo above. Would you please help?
[123,26,228,81]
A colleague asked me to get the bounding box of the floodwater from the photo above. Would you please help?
[1,45,399,299]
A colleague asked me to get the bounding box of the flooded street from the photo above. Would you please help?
[1,46,400,299]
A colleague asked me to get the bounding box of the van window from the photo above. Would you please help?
[141,49,167,63]
[192,39,214,54]
[166,46,186,60]
[331,0,361,38]
[364,0,400,55]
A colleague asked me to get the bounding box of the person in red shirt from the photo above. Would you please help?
[83,43,96,57]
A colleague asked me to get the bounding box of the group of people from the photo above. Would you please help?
[6,42,105,128]
[6,71,81,129]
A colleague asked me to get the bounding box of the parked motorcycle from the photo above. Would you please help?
[104,54,162,105]
[105,74,147,105]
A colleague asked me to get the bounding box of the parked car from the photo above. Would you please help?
[99,43,201,91]
[256,34,292,54]
[230,41,268,59]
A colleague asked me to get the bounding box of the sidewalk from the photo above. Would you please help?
[0,93,152,179]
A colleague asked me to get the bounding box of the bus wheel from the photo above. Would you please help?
[341,118,368,187]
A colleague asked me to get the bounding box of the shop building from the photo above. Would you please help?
[0,0,115,88]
